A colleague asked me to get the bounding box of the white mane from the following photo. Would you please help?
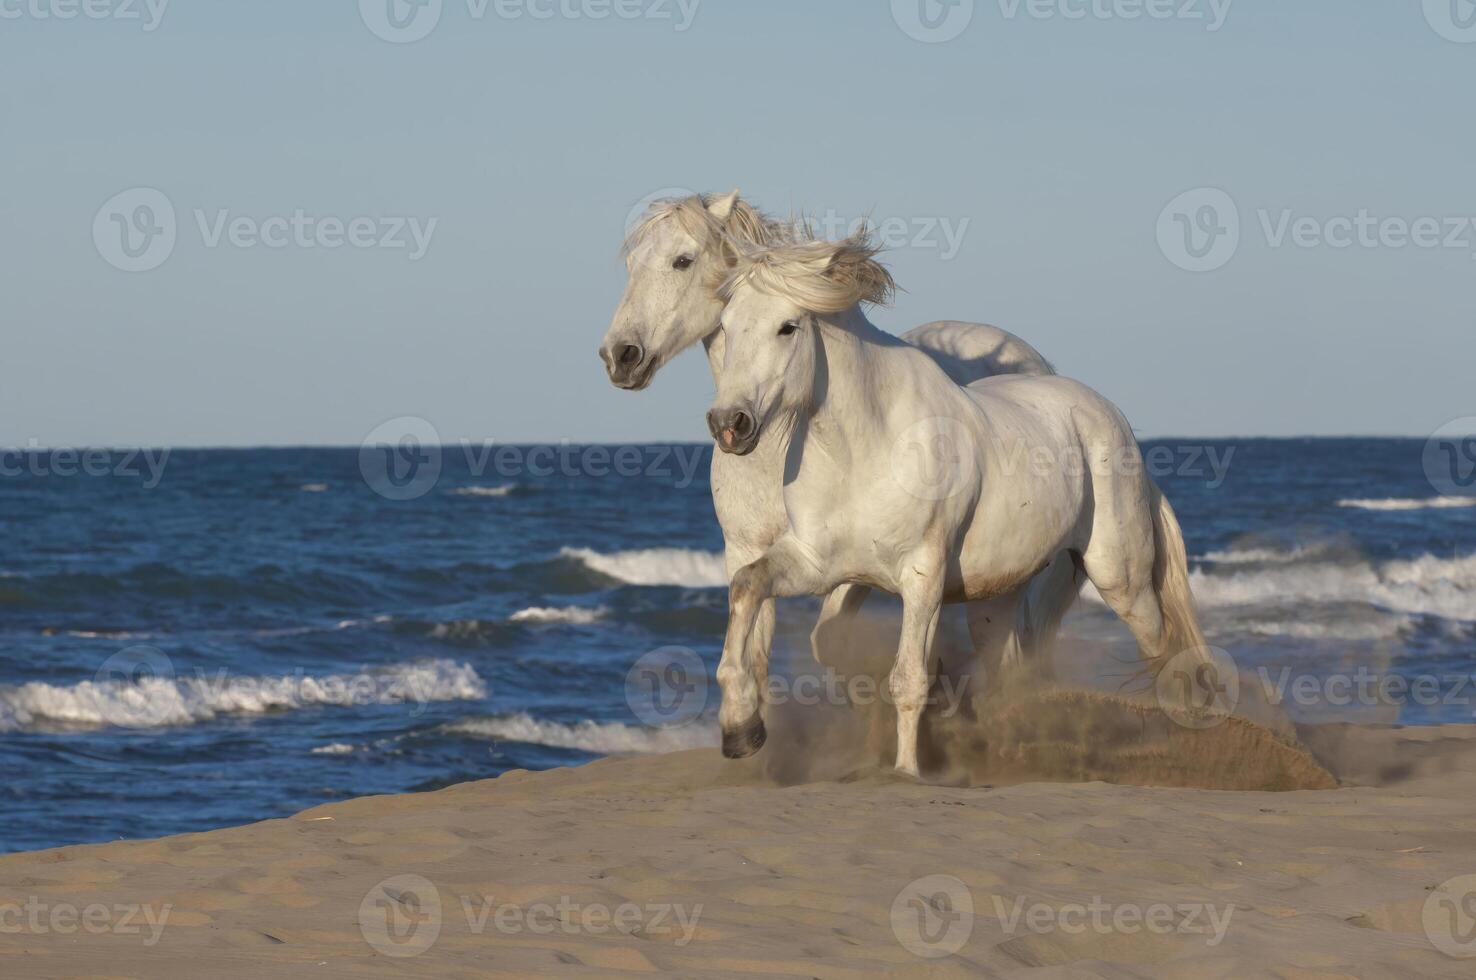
[720,232,897,314]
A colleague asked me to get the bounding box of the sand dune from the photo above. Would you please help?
[3,720,1476,977]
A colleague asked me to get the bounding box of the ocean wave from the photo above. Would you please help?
[0,659,485,733]
[254,615,393,638]
[61,629,153,641]
[1200,542,1340,565]
[1187,552,1476,622]
[449,484,517,498]
[1237,618,1413,641]
[445,713,717,754]
[560,547,727,588]
[1337,497,1476,511]
[300,483,329,493]
[310,742,357,755]
[414,618,515,647]
[508,605,607,625]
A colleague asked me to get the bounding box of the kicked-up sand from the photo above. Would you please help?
[2,704,1476,978]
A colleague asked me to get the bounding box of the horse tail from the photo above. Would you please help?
[1148,482,1212,673]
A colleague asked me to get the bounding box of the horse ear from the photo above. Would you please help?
[706,189,741,222]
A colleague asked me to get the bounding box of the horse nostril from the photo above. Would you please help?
[732,411,754,437]
[618,344,644,368]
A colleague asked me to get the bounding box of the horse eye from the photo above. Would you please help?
[778,320,800,337]
[672,255,695,271]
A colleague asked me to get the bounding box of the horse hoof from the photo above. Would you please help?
[721,715,767,759]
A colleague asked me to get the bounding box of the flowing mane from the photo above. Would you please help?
[720,233,897,314]
[622,193,780,280]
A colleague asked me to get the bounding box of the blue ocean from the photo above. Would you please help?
[1,439,1473,853]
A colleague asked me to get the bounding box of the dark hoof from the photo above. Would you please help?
[721,715,767,759]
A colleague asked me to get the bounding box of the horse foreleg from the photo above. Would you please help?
[717,584,768,759]
[718,535,823,759]
[890,561,945,778]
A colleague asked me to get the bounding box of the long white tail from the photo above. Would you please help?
[1148,483,1211,670]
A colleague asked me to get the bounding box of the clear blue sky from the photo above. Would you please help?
[2,0,1472,447]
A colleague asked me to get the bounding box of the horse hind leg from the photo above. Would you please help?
[1012,550,1083,679]
[1082,488,1218,706]
[965,595,1026,691]
[809,584,872,666]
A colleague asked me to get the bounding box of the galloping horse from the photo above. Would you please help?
[707,233,1214,775]
[600,193,1081,755]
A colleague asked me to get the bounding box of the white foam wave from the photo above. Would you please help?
[449,484,516,498]
[310,742,357,755]
[254,615,392,639]
[1238,618,1412,641]
[1200,543,1336,565]
[64,629,149,641]
[561,547,727,588]
[447,714,717,754]
[508,605,607,625]
[300,483,329,493]
[0,659,486,733]
[1337,497,1476,511]
[1187,552,1476,621]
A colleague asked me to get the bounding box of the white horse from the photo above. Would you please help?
[707,234,1214,776]
[600,192,1079,758]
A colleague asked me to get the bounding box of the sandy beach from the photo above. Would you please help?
[3,718,1475,978]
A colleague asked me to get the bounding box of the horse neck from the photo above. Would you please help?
[803,308,894,455]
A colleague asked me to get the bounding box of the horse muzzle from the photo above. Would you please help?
[600,342,654,390]
[706,406,759,456]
